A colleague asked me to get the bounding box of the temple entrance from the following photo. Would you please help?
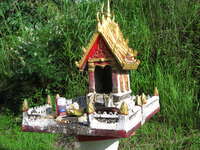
[95,66,112,94]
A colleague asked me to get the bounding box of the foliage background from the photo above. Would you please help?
[0,0,199,149]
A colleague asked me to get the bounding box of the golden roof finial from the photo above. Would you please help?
[97,3,104,23]
[107,0,111,18]
[112,12,115,21]
[101,2,104,14]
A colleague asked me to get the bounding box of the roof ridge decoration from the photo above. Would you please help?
[76,0,140,71]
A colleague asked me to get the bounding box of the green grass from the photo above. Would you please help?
[0,0,199,149]
[0,115,57,150]
[119,122,200,150]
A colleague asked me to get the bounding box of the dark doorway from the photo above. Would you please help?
[95,66,112,94]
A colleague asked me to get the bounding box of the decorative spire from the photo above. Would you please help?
[136,95,142,106]
[154,87,159,96]
[141,93,147,104]
[22,99,29,112]
[107,0,111,18]
[82,47,86,53]
[47,95,52,105]
[97,0,112,23]
[101,2,104,14]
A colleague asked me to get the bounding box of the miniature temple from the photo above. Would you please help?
[22,0,160,146]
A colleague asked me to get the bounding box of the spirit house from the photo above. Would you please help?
[75,4,140,97]
[22,1,160,147]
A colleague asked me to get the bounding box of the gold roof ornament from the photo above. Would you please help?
[141,93,147,104]
[106,0,111,18]
[76,0,140,71]
[47,95,52,105]
[154,87,159,96]
[120,101,129,115]
[22,99,29,112]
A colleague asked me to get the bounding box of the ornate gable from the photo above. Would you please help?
[88,36,112,60]
[76,1,140,71]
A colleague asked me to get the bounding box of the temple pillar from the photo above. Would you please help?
[112,70,118,93]
[127,73,131,92]
[123,72,130,92]
[122,74,126,92]
[120,74,124,93]
[88,62,95,92]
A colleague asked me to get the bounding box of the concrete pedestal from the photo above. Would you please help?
[79,139,119,150]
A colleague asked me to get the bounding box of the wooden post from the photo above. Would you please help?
[112,70,118,93]
[88,71,95,92]
[127,73,131,91]
[88,63,95,93]
[120,74,125,92]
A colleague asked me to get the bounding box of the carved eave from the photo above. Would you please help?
[75,33,99,71]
